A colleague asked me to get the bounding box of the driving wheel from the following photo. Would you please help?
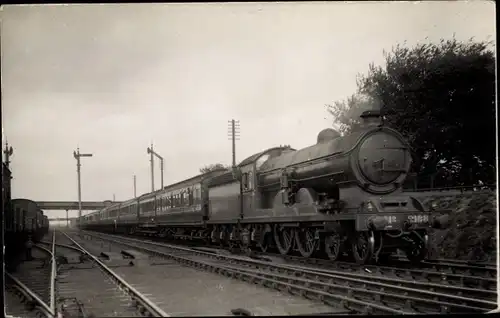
[273,224,294,255]
[295,228,319,258]
[351,231,374,264]
[325,232,342,261]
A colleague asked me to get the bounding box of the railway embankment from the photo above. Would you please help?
[420,191,497,262]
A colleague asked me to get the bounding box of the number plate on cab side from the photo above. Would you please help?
[381,215,398,225]
[407,214,429,224]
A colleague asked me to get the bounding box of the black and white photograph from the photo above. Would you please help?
[2,1,497,316]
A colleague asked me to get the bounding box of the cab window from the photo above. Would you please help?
[242,173,249,190]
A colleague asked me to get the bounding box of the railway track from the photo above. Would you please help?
[83,230,496,314]
[116,231,498,290]
[5,272,54,318]
[62,230,344,316]
[43,230,168,318]
[5,233,56,318]
[251,252,497,290]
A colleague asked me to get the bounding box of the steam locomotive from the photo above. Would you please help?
[79,110,447,264]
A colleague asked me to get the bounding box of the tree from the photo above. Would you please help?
[329,93,383,135]
[199,163,230,174]
[327,38,495,187]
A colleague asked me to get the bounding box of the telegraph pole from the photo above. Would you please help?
[73,148,93,221]
[148,143,154,192]
[227,119,240,167]
[228,119,243,219]
[147,144,164,191]
[133,175,137,197]
[3,141,13,167]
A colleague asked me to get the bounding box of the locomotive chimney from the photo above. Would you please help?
[360,109,382,127]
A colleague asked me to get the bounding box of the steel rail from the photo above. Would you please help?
[5,272,55,318]
[156,242,496,311]
[93,231,497,289]
[405,184,496,193]
[389,256,497,273]
[82,232,406,315]
[85,231,494,314]
[257,260,496,302]
[59,230,170,317]
[50,231,56,316]
[217,261,492,313]
[109,228,497,281]
[420,258,497,269]
[32,243,57,317]
[254,252,497,289]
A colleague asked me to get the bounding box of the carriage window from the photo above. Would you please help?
[248,171,253,190]
[242,173,249,190]
[188,188,193,205]
[193,188,198,203]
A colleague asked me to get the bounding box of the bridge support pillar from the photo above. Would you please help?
[66,209,69,228]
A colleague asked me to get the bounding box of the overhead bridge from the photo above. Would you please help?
[49,217,78,222]
[36,201,123,210]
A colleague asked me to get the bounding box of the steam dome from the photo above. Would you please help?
[317,128,341,144]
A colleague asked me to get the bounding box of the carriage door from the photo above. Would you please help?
[241,165,255,218]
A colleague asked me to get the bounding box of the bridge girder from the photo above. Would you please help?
[48,217,78,222]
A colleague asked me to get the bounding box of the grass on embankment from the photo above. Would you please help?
[419,191,497,262]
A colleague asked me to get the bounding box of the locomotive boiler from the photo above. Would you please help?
[257,110,411,201]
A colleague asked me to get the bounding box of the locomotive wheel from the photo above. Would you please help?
[295,228,318,258]
[324,233,342,261]
[273,224,294,255]
[404,233,427,264]
[351,232,374,264]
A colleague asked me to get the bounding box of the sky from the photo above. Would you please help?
[1,1,495,222]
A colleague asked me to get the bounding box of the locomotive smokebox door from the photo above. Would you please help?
[357,133,410,187]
